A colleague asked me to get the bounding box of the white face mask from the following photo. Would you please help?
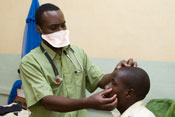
[41,30,70,48]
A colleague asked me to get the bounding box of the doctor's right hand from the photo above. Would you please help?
[85,88,118,111]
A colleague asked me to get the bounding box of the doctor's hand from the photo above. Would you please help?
[85,88,118,111]
[115,58,137,70]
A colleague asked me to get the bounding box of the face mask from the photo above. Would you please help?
[41,30,70,48]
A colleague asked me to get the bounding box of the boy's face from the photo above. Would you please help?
[105,72,127,108]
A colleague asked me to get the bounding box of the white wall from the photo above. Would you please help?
[0,0,175,62]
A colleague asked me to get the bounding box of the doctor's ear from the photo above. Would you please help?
[36,25,42,34]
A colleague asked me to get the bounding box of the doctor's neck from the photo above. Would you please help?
[43,40,63,56]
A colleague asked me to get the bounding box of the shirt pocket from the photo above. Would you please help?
[74,71,85,87]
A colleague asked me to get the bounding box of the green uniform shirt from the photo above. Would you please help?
[20,42,104,117]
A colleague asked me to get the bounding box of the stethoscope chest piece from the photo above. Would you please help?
[55,75,62,84]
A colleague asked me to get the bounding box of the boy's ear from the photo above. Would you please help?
[36,25,42,34]
[126,88,135,98]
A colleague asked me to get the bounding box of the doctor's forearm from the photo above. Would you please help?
[40,95,90,112]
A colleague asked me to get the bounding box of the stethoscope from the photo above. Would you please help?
[40,44,84,79]
[63,49,84,73]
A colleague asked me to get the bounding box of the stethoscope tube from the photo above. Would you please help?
[63,49,84,73]
[40,44,84,78]
[40,44,59,76]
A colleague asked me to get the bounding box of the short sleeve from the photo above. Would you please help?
[83,52,104,93]
[20,59,53,108]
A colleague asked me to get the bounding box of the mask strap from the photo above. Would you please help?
[38,27,43,34]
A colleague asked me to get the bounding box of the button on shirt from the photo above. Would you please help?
[20,42,104,117]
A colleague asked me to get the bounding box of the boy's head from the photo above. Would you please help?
[105,67,150,113]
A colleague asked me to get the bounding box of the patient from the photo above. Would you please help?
[105,67,155,117]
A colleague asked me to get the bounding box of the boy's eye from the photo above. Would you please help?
[111,79,115,85]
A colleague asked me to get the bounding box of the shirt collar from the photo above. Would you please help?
[121,100,144,117]
[41,41,70,60]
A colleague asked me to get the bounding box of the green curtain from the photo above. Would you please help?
[146,99,175,117]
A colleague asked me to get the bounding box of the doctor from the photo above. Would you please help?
[20,3,137,117]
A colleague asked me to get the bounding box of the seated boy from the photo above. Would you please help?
[105,67,155,117]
